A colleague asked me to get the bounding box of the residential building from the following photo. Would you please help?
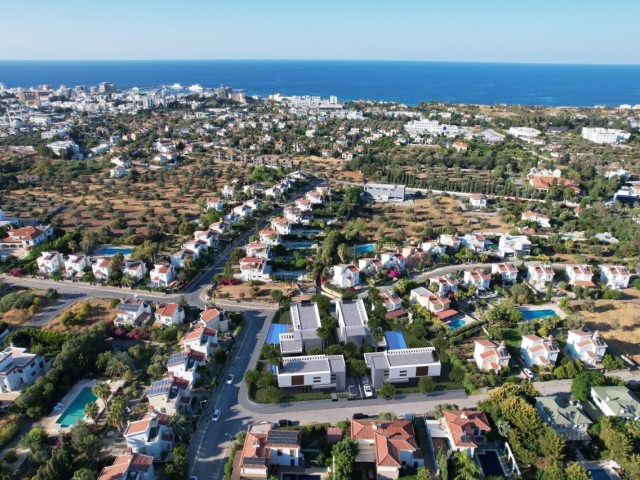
[114,298,152,327]
[429,275,459,296]
[409,287,457,320]
[469,194,487,209]
[92,257,113,280]
[122,261,147,282]
[473,339,511,373]
[245,241,271,260]
[463,269,491,291]
[363,183,406,202]
[526,264,555,290]
[239,256,271,281]
[166,349,206,384]
[358,258,385,276]
[210,221,230,234]
[498,234,531,258]
[194,229,218,249]
[439,234,461,250]
[529,174,580,193]
[179,323,218,357]
[221,184,235,198]
[521,335,559,369]
[380,291,403,312]
[64,254,90,277]
[146,376,191,415]
[582,127,631,145]
[37,251,63,275]
[295,197,313,211]
[460,234,486,252]
[0,346,46,393]
[565,265,595,288]
[364,347,441,389]
[600,265,632,289]
[239,423,303,478]
[492,262,519,284]
[591,386,640,419]
[283,207,303,224]
[421,241,446,256]
[508,126,541,139]
[351,419,424,479]
[154,303,185,327]
[521,211,551,228]
[150,263,175,287]
[441,410,491,456]
[279,302,323,355]
[123,411,173,460]
[305,191,324,205]
[401,247,429,269]
[566,330,607,365]
[1,224,53,250]
[336,299,374,346]
[271,217,291,235]
[535,396,592,441]
[276,355,346,391]
[97,453,155,480]
[200,307,229,333]
[379,252,407,272]
[332,264,360,288]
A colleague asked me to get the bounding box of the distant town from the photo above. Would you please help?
[1,80,640,480]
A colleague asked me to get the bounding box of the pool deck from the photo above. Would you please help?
[40,379,120,434]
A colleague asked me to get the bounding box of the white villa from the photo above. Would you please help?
[600,266,631,289]
[521,334,559,369]
[566,330,607,365]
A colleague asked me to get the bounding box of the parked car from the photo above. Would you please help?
[363,385,374,398]
[347,385,358,399]
[212,409,221,422]
[361,374,370,386]
[523,368,534,380]
[278,419,291,427]
[226,374,234,385]
[352,413,368,420]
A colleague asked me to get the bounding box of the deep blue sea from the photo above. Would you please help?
[1,60,640,107]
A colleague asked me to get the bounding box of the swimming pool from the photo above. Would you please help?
[519,309,556,321]
[448,319,467,330]
[94,246,133,256]
[55,387,97,428]
[588,469,612,480]
[477,450,505,478]
[266,324,288,344]
[282,241,317,249]
[385,331,407,350]
[355,243,375,255]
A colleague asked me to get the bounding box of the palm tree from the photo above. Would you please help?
[105,352,134,379]
[84,401,99,422]
[168,413,192,442]
[453,451,481,480]
[121,275,135,289]
[92,382,111,407]
[106,408,125,432]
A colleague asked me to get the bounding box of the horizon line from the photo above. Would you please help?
[1,58,640,67]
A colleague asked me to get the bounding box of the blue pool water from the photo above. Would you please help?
[56,387,97,428]
[266,324,288,344]
[448,319,467,330]
[588,469,612,480]
[519,309,556,321]
[385,331,407,350]
[94,246,133,256]
[356,243,375,255]
[477,451,505,478]
[282,241,316,249]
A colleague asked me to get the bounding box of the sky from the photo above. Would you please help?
[1,0,639,64]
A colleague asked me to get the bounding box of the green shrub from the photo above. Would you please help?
[0,422,20,448]
[2,449,17,464]
[0,292,35,312]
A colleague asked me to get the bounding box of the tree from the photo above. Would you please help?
[105,352,134,379]
[419,376,436,394]
[70,422,101,459]
[600,417,633,462]
[19,427,51,465]
[453,451,481,480]
[449,365,465,383]
[37,436,75,480]
[328,438,357,480]
[271,289,284,305]
[84,401,99,422]
[416,467,433,480]
[261,343,282,365]
[565,462,592,480]
[165,446,189,480]
[349,359,367,377]
[540,460,564,480]
[538,427,566,461]
[92,381,111,405]
[169,413,192,442]
[571,371,607,401]
[262,386,282,404]
[244,369,261,387]
[379,383,396,400]
[72,468,97,480]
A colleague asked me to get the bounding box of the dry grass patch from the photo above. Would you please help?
[45,298,115,333]
[214,281,311,303]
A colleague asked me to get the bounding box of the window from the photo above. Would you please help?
[277,450,282,456]
[313,377,322,384]
[416,366,429,377]
[399,370,408,377]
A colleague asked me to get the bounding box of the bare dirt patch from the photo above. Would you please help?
[580,297,640,363]
[44,297,115,333]
[213,281,313,303]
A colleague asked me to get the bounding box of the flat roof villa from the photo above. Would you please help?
[336,299,385,348]
[364,347,441,389]
[279,302,323,355]
[276,355,346,391]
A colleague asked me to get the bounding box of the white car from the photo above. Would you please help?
[226,374,234,385]
[523,368,534,380]
[212,409,221,422]
[363,385,374,398]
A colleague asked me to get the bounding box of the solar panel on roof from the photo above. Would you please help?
[119,303,140,312]
[148,378,172,396]
[168,352,188,366]
[243,458,266,466]
[267,430,300,445]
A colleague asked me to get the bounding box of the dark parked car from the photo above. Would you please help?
[352,413,368,420]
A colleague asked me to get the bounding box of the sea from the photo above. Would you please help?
[1,60,640,107]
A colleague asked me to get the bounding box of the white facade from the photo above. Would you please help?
[463,269,491,291]
[565,265,595,287]
[473,339,511,373]
[331,264,360,288]
[150,263,175,287]
[600,265,631,289]
[37,251,63,275]
[122,261,147,282]
[92,257,113,280]
[0,347,45,392]
[521,335,559,368]
[124,411,173,460]
[526,264,555,290]
[154,303,185,326]
[64,254,90,277]
[492,262,519,283]
[582,127,630,145]
[498,234,531,258]
[567,330,607,365]
[239,257,271,281]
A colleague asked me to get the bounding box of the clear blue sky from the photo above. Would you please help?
[1,0,639,64]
